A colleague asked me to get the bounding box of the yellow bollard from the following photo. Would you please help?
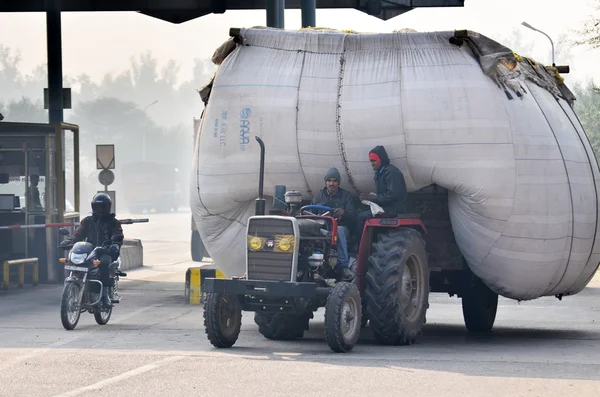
[2,258,39,289]
[185,265,225,304]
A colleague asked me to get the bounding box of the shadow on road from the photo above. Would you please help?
[1,279,599,381]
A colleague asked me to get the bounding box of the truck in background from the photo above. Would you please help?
[120,161,182,214]
[191,117,209,261]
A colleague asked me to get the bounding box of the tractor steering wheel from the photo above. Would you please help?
[299,204,332,216]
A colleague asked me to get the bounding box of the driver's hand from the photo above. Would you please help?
[333,208,344,218]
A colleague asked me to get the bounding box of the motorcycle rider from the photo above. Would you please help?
[311,167,356,280]
[71,193,123,307]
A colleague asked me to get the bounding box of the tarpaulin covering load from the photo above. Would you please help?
[190,27,600,301]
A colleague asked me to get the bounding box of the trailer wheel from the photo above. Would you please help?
[365,228,430,345]
[191,230,207,262]
[462,275,498,333]
[203,292,242,348]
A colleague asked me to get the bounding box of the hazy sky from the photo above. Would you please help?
[0,0,598,88]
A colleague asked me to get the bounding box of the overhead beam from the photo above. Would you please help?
[46,0,64,125]
[0,0,465,22]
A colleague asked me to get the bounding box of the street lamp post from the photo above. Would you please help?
[142,100,158,161]
[521,21,555,67]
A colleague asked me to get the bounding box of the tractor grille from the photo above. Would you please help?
[247,217,295,281]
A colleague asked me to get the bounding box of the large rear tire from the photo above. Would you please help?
[325,282,362,353]
[365,228,430,345]
[61,282,82,331]
[254,312,312,340]
[462,275,498,333]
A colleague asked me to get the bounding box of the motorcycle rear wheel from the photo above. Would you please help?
[61,282,82,330]
[94,306,112,325]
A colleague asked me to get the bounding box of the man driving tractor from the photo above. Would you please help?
[311,167,356,280]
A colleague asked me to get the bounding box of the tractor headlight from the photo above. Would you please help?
[274,235,295,253]
[247,236,264,251]
[69,252,88,265]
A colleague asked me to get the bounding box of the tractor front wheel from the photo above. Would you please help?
[325,281,362,353]
[204,292,242,348]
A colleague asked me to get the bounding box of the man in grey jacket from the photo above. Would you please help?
[311,167,356,280]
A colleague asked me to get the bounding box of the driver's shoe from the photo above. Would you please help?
[101,289,112,307]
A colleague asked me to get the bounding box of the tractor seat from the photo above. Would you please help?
[297,218,324,238]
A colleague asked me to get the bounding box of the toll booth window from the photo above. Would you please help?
[0,150,26,211]
[0,137,48,213]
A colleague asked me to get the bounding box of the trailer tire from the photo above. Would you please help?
[191,230,207,262]
[462,275,498,333]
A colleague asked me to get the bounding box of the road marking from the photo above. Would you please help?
[51,355,185,397]
[0,303,162,371]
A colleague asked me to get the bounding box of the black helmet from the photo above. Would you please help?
[91,193,112,216]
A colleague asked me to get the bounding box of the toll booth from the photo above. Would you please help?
[0,122,80,284]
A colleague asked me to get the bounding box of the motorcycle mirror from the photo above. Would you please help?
[59,228,70,236]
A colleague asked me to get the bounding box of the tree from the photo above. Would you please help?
[574,1,600,49]
[0,97,47,123]
[0,45,47,106]
[573,80,600,162]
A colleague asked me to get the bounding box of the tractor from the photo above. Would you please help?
[201,136,443,353]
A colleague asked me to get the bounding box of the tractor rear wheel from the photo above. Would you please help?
[365,228,430,345]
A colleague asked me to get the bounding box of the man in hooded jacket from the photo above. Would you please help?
[356,145,408,240]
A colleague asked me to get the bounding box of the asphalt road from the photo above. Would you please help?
[1,210,599,397]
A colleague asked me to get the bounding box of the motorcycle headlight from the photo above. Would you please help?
[70,252,88,265]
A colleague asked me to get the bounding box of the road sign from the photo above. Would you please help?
[98,168,115,186]
[96,144,115,169]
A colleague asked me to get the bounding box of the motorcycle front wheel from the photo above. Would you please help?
[61,282,82,330]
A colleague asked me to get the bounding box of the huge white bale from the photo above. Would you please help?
[191,27,600,301]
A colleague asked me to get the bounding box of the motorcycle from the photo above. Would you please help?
[57,227,127,330]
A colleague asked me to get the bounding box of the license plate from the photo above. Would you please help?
[64,265,88,272]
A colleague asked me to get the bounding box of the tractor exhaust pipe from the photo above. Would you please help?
[255,136,266,216]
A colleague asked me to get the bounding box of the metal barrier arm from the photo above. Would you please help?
[118,219,150,225]
[2,258,39,289]
[0,219,149,230]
